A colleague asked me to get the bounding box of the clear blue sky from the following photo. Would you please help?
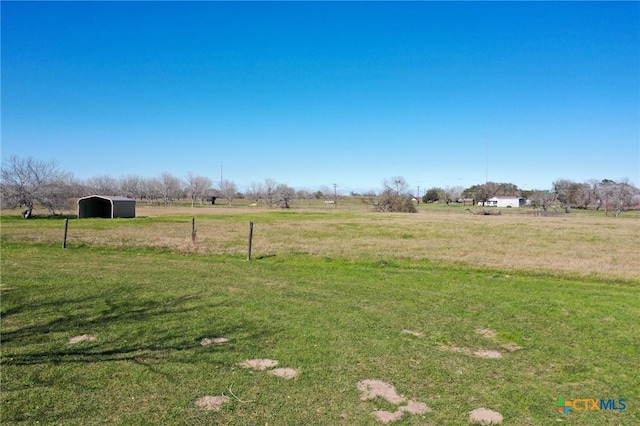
[2,1,638,194]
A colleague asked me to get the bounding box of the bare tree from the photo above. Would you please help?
[141,177,161,203]
[444,186,464,204]
[246,181,264,205]
[119,175,145,200]
[576,180,599,209]
[383,176,410,196]
[263,178,278,208]
[0,156,73,217]
[275,184,296,209]
[219,179,237,206]
[598,179,638,217]
[185,172,212,207]
[529,190,557,211]
[157,172,182,204]
[86,174,120,195]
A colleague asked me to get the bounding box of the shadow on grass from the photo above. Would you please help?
[2,293,275,367]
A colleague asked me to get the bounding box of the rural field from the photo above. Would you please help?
[1,202,638,425]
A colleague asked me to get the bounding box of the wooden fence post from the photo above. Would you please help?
[247,221,254,261]
[62,218,69,249]
[191,217,196,243]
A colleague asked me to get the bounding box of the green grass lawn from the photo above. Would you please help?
[1,212,638,425]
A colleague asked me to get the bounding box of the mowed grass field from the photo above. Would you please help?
[1,204,639,425]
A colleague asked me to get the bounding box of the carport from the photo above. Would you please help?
[78,195,136,218]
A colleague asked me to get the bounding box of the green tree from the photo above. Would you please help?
[422,187,444,203]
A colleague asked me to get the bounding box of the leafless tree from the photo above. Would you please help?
[219,179,237,206]
[263,178,278,208]
[0,156,74,217]
[185,172,212,207]
[444,186,464,204]
[86,174,120,195]
[119,175,145,200]
[157,172,182,204]
[246,181,264,205]
[529,190,558,211]
[597,179,638,217]
[576,180,599,209]
[142,177,162,203]
[275,184,296,209]
[383,176,410,196]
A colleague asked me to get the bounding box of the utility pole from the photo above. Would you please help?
[417,186,420,203]
[333,183,338,208]
[485,134,489,184]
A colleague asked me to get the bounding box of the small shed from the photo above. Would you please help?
[78,195,136,218]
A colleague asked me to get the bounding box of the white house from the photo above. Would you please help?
[479,196,526,208]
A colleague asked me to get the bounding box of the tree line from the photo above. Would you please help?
[0,156,322,217]
[1,156,638,217]
[423,179,639,216]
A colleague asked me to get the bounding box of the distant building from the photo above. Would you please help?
[478,196,526,208]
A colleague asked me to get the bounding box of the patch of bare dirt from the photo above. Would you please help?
[268,368,299,379]
[399,400,431,414]
[372,410,403,424]
[359,381,431,423]
[476,328,497,339]
[357,380,405,404]
[239,358,279,370]
[473,350,503,359]
[200,337,229,346]
[68,334,96,344]
[194,395,230,411]
[469,407,503,424]
[401,329,423,337]
[440,344,503,359]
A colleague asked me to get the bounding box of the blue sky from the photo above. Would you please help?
[2,1,638,194]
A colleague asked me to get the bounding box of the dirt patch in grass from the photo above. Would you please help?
[359,380,431,423]
[68,334,96,344]
[239,359,279,370]
[200,337,229,345]
[473,349,503,359]
[372,410,403,424]
[440,344,503,359]
[267,368,299,379]
[476,328,497,339]
[194,395,230,411]
[357,379,405,404]
[469,407,503,424]
[400,400,431,415]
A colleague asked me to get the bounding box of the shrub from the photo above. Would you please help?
[374,190,417,213]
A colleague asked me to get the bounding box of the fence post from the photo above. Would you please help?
[247,221,254,261]
[62,218,69,249]
[191,217,196,243]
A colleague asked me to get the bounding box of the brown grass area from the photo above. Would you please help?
[2,206,639,280]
